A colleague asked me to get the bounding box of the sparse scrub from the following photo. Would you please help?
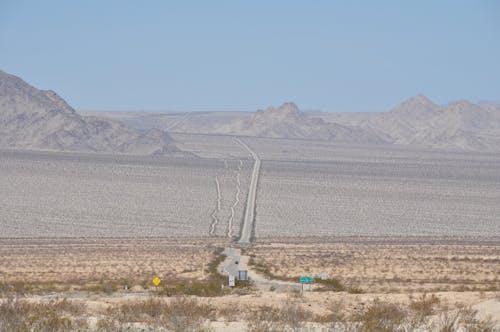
[434,304,496,332]
[98,296,214,331]
[85,280,119,294]
[278,302,312,331]
[245,302,312,332]
[156,279,226,297]
[409,293,440,318]
[315,277,345,292]
[0,297,87,332]
[163,297,214,332]
[108,298,164,325]
[314,299,346,324]
[247,257,273,279]
[154,246,230,297]
[354,300,407,332]
[245,241,500,294]
[245,305,284,332]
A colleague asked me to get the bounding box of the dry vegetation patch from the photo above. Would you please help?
[0,238,229,295]
[246,239,500,294]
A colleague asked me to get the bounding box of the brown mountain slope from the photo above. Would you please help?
[342,95,500,151]
[0,70,179,155]
[213,102,386,143]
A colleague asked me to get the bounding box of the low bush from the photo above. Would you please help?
[245,305,283,332]
[245,301,312,332]
[163,297,214,332]
[315,277,345,292]
[101,296,214,332]
[0,297,88,332]
[434,304,495,332]
[354,300,407,332]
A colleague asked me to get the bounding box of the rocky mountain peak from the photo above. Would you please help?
[392,94,438,114]
[279,102,300,113]
[447,99,475,111]
[255,102,302,121]
[392,94,439,116]
[0,69,179,155]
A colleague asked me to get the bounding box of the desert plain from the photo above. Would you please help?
[1,134,499,331]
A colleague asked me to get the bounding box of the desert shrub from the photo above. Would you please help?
[206,247,226,280]
[0,281,34,296]
[287,288,303,299]
[107,298,165,325]
[314,299,346,324]
[101,297,213,331]
[434,304,495,332]
[85,280,118,294]
[157,279,225,297]
[245,305,283,332]
[315,277,345,292]
[0,297,84,332]
[279,302,312,331]
[355,300,407,332]
[162,297,214,332]
[96,316,121,332]
[152,246,235,297]
[346,284,364,294]
[245,302,312,332]
[407,292,440,327]
[0,297,29,332]
[409,293,440,317]
[217,304,242,321]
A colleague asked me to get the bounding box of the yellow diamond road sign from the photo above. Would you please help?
[152,277,161,286]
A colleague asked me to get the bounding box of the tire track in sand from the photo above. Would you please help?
[208,176,221,235]
[226,159,243,238]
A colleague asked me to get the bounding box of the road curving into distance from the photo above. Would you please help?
[234,138,261,245]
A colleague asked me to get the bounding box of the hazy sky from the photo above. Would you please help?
[1,1,499,112]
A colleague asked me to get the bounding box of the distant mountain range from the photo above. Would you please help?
[2,69,500,153]
[0,70,179,155]
[340,94,500,151]
[220,102,384,143]
[85,96,500,153]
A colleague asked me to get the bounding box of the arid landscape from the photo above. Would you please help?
[1,69,500,331]
[0,237,498,331]
[2,1,500,330]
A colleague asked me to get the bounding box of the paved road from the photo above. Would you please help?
[219,247,301,292]
[221,247,241,277]
[234,138,261,245]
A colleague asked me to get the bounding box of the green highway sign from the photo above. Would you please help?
[299,276,313,284]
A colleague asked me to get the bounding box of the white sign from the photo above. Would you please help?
[238,270,248,281]
[321,272,328,280]
[229,275,235,287]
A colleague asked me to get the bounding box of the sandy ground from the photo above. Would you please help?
[1,237,499,330]
[9,290,498,331]
[245,238,500,293]
[0,237,229,290]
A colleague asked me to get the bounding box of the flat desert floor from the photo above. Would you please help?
[1,136,499,330]
[1,135,500,239]
[0,237,229,291]
[0,148,251,238]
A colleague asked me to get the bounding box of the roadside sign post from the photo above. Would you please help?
[152,277,161,287]
[299,276,313,293]
[238,270,248,281]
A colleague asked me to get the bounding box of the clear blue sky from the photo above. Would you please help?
[1,1,499,112]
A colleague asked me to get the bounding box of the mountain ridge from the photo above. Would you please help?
[0,70,180,155]
[93,95,500,152]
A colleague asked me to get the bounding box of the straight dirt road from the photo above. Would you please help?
[234,138,260,244]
